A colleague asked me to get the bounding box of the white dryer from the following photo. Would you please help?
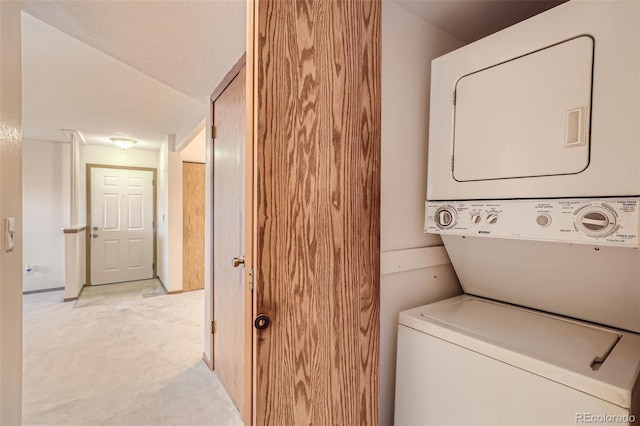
[395,0,640,424]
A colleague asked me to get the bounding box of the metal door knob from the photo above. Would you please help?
[254,314,270,330]
[92,233,99,238]
[92,226,98,231]
[232,257,245,267]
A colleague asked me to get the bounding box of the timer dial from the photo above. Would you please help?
[434,206,457,229]
[576,207,616,237]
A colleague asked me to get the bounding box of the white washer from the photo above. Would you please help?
[395,0,640,424]
[395,296,640,426]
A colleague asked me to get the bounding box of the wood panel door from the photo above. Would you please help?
[212,66,248,419]
[250,0,382,424]
[183,162,205,291]
[89,166,155,285]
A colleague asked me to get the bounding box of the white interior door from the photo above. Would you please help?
[90,167,154,285]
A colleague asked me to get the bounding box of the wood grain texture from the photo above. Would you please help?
[183,162,205,291]
[254,0,381,424]
[213,67,247,418]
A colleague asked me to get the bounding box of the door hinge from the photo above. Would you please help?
[152,179,155,186]
[152,262,155,270]
[211,320,216,334]
[453,90,457,105]
[152,221,155,228]
[451,155,454,171]
[211,125,217,139]
[249,267,255,291]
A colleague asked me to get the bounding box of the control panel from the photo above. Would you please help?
[425,198,639,248]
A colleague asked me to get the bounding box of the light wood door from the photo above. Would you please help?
[213,67,247,418]
[183,162,205,291]
[251,0,381,424]
[89,167,154,285]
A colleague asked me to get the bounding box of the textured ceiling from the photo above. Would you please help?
[21,13,205,149]
[394,0,566,43]
[21,0,247,102]
[20,0,562,150]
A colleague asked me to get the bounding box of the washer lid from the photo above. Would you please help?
[399,295,640,408]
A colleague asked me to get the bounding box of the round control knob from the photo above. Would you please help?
[576,207,616,237]
[471,212,482,224]
[434,206,457,229]
[486,211,499,225]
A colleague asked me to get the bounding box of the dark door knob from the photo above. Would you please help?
[254,314,270,330]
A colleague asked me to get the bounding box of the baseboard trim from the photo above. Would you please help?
[380,245,451,276]
[203,352,213,370]
[24,287,65,295]
[168,290,183,295]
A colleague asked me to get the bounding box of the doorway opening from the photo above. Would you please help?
[86,164,157,287]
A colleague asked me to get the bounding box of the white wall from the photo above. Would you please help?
[0,1,23,423]
[156,138,184,293]
[179,127,206,164]
[380,3,465,425]
[167,151,183,292]
[63,228,86,300]
[157,140,169,287]
[22,139,70,291]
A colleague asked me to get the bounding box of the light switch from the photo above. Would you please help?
[5,217,16,251]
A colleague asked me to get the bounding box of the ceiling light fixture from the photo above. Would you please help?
[110,137,137,150]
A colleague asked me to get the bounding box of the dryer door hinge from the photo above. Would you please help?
[249,267,255,291]
[211,125,217,139]
[211,320,216,334]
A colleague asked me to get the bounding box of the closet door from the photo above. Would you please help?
[212,65,249,420]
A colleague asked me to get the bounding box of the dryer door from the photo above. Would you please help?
[453,36,594,182]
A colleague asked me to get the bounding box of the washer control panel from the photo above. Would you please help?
[425,198,639,247]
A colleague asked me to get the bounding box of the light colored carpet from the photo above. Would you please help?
[74,279,166,309]
[23,283,243,426]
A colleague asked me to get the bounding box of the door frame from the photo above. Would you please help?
[85,164,158,286]
[210,51,253,423]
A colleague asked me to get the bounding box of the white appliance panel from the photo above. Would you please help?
[426,197,640,248]
[441,235,640,333]
[427,0,640,200]
[454,36,592,182]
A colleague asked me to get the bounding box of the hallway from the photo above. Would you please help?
[23,282,242,426]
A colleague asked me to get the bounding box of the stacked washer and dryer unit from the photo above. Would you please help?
[395,1,640,425]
